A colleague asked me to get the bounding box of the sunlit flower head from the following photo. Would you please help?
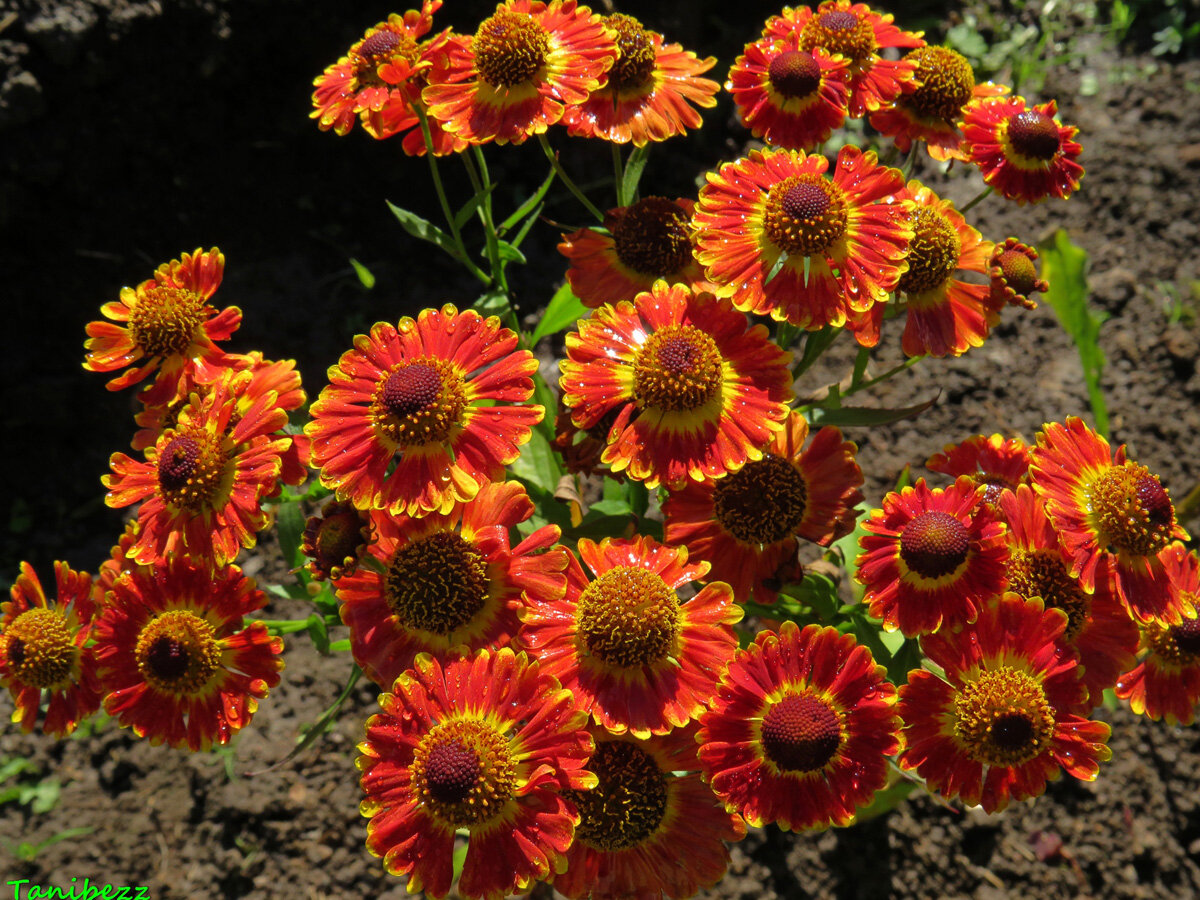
[898,593,1111,813]
[664,412,863,606]
[964,96,1083,203]
[869,46,1007,161]
[422,0,616,146]
[0,562,100,737]
[301,499,375,582]
[558,197,710,309]
[767,1,924,117]
[559,282,793,489]
[692,146,912,331]
[83,248,239,394]
[357,648,596,900]
[306,305,542,516]
[1029,417,1190,624]
[337,481,566,690]
[857,477,1008,637]
[518,535,741,738]
[988,238,1048,311]
[926,432,1031,514]
[1000,485,1139,707]
[698,621,901,831]
[93,557,283,750]
[554,726,745,900]
[561,13,719,145]
[1116,543,1200,726]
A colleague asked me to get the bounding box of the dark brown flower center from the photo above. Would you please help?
[384,532,488,636]
[763,175,849,257]
[424,740,481,805]
[304,501,370,580]
[372,358,468,448]
[606,13,657,92]
[800,9,876,63]
[900,510,970,578]
[1007,110,1061,160]
[412,719,517,827]
[569,740,669,851]
[576,565,680,667]
[902,46,975,122]
[760,691,842,772]
[129,284,206,359]
[954,666,1055,767]
[3,608,75,689]
[611,197,693,276]
[632,324,724,412]
[1006,548,1090,641]
[713,455,809,545]
[473,10,550,88]
[1168,612,1200,658]
[995,248,1040,297]
[768,50,822,99]
[135,610,222,695]
[897,206,961,295]
[1087,463,1174,557]
[156,430,227,511]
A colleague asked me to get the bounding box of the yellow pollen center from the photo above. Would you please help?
[954,666,1056,767]
[473,10,550,88]
[1086,463,1175,557]
[899,510,970,578]
[897,206,961,295]
[568,740,668,851]
[129,284,206,359]
[902,46,976,122]
[800,9,876,64]
[762,175,849,258]
[768,50,822,99]
[713,455,809,545]
[1006,110,1061,161]
[606,14,657,92]
[611,197,693,276]
[384,532,488,636]
[1006,548,1090,641]
[371,358,468,449]
[134,610,222,695]
[3,608,76,689]
[411,719,517,827]
[632,325,724,412]
[759,691,842,773]
[576,565,680,667]
[995,249,1039,296]
[156,429,229,512]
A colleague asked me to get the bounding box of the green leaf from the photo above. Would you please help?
[454,183,496,231]
[386,201,459,259]
[588,498,634,517]
[495,240,526,268]
[808,394,937,427]
[829,501,871,603]
[452,837,470,882]
[621,145,649,204]
[474,289,512,316]
[530,282,588,343]
[509,202,543,249]
[764,251,789,286]
[348,258,375,290]
[327,638,351,653]
[784,571,841,622]
[306,613,331,655]
[500,168,557,234]
[854,778,918,823]
[1039,229,1109,437]
[507,427,563,496]
[276,499,307,569]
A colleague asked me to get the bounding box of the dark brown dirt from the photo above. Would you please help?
[3,1,1200,898]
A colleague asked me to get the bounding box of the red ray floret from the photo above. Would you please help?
[964,96,1083,204]
[306,304,542,516]
[1029,417,1189,624]
[857,476,1008,637]
[697,621,901,831]
[357,647,596,900]
[561,13,718,145]
[559,281,793,489]
[337,480,566,689]
[692,145,912,330]
[1116,543,1200,726]
[422,0,616,146]
[93,556,283,750]
[664,411,863,606]
[926,432,1031,513]
[518,535,741,738]
[898,593,1111,813]
[0,562,101,736]
[83,247,240,394]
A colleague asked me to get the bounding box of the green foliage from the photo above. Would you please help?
[529,282,588,343]
[0,758,60,814]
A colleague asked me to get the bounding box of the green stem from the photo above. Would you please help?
[463,147,521,333]
[538,133,604,222]
[793,326,841,380]
[842,355,924,398]
[612,142,626,207]
[957,185,993,215]
[899,142,920,181]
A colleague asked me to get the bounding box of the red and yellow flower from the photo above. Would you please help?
[518,535,741,738]
[0,562,101,736]
[692,145,912,331]
[663,412,863,606]
[697,621,901,831]
[1000,485,1139,706]
[421,0,615,146]
[988,238,1048,311]
[301,499,375,582]
[925,432,1031,513]
[1029,417,1190,624]
[357,648,596,900]
[869,46,1006,161]
[83,247,239,395]
[337,481,567,690]
[964,97,1083,203]
[558,197,710,309]
[554,726,745,900]
[857,477,1008,637]
[1116,544,1200,726]
[104,368,295,569]
[559,281,793,489]
[306,305,542,516]
[766,1,924,117]
[93,556,283,750]
[560,13,718,145]
[898,593,1111,813]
